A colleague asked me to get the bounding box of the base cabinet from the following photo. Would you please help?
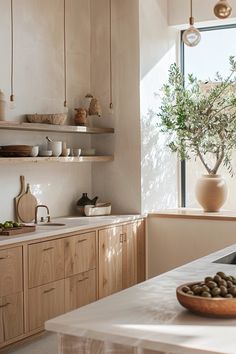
[0,292,23,342]
[28,279,65,331]
[65,269,96,312]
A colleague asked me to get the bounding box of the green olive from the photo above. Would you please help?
[193,286,202,295]
[182,286,190,293]
[213,275,222,283]
[211,287,221,297]
[202,285,210,292]
[225,294,233,298]
[187,291,194,296]
[207,281,218,289]
[218,279,227,287]
[220,286,228,297]
[227,281,233,288]
[217,271,226,279]
[228,286,236,297]
[205,276,213,283]
[201,291,212,298]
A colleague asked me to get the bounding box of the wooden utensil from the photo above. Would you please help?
[14,176,26,222]
[17,183,37,223]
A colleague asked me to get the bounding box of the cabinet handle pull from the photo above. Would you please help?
[0,255,9,260]
[43,287,55,294]
[42,247,54,252]
[77,239,87,243]
[0,302,10,308]
[123,233,127,242]
[77,277,89,283]
[120,234,123,243]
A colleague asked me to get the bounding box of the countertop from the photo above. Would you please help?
[149,208,236,221]
[0,215,144,247]
[46,243,236,354]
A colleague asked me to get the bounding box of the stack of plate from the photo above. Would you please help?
[0,145,33,157]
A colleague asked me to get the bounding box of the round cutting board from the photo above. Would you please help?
[17,183,37,223]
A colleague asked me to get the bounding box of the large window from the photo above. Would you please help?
[181,25,236,209]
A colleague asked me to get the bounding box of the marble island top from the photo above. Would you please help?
[46,244,236,354]
[0,215,143,247]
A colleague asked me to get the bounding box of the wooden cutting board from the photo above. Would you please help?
[14,176,26,222]
[0,225,36,236]
[17,183,37,223]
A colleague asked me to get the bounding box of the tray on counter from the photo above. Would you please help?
[0,225,36,236]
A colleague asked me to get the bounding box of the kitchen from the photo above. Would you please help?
[1,0,236,353]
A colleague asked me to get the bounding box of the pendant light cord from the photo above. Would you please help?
[190,0,193,18]
[10,0,14,101]
[63,0,67,107]
[109,0,113,109]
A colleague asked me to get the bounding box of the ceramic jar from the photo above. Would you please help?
[195,174,228,212]
[74,108,88,126]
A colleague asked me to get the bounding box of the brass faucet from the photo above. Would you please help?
[35,205,51,224]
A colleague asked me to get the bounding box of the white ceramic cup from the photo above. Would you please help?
[48,141,62,157]
[72,148,81,157]
[30,146,39,157]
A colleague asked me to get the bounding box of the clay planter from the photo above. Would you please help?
[195,175,228,212]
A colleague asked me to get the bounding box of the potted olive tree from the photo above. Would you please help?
[158,56,236,211]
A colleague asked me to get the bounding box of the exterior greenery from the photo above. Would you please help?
[158,56,236,176]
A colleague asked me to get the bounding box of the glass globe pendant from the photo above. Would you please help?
[214,0,232,19]
[183,0,201,47]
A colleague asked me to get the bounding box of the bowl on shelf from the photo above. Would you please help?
[39,150,52,157]
[26,113,67,125]
[176,281,236,317]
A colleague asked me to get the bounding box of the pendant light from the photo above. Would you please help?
[182,0,201,47]
[10,0,15,109]
[214,0,232,19]
[109,0,113,111]
[63,0,68,113]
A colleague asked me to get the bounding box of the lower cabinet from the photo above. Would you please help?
[0,292,24,343]
[65,269,96,312]
[28,279,65,331]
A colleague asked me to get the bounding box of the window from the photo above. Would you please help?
[181,24,236,209]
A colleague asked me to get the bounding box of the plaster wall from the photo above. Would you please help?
[0,0,92,220]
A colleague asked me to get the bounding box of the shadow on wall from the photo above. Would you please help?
[141,110,178,213]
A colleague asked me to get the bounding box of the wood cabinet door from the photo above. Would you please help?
[65,269,96,312]
[0,297,3,344]
[122,223,138,289]
[28,279,65,331]
[0,247,22,297]
[28,239,65,288]
[65,232,96,277]
[98,226,123,298]
[136,220,146,283]
[2,292,24,342]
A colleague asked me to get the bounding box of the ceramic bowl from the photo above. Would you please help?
[39,150,52,157]
[47,141,62,157]
[72,148,81,157]
[30,146,39,157]
[176,282,236,317]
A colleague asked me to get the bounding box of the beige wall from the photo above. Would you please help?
[0,0,92,220]
[91,0,142,214]
[147,216,236,278]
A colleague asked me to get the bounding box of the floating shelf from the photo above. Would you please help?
[0,121,114,134]
[0,156,114,164]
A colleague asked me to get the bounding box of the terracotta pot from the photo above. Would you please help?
[195,175,228,212]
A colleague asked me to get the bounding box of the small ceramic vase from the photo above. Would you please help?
[74,108,88,126]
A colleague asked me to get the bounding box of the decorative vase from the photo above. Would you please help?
[76,193,98,216]
[74,108,88,126]
[195,174,228,212]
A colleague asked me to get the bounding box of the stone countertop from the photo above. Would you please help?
[46,244,236,354]
[0,215,144,247]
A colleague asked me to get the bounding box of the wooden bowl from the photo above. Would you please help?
[0,145,33,157]
[27,113,67,125]
[176,282,236,317]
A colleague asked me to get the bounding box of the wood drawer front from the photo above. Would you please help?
[28,279,65,331]
[65,269,96,312]
[65,232,96,277]
[0,247,23,297]
[0,292,24,342]
[28,239,65,288]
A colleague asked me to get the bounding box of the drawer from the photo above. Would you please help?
[65,232,96,277]
[0,292,24,342]
[28,239,65,288]
[28,279,65,331]
[0,247,23,297]
[65,269,97,312]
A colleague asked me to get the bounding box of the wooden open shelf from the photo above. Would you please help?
[0,156,114,164]
[0,121,114,134]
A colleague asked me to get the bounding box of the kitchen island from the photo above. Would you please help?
[46,243,236,354]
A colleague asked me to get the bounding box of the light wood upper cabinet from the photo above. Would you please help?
[98,226,123,298]
[28,279,65,331]
[122,223,138,289]
[28,239,65,288]
[65,232,96,277]
[0,247,22,297]
[1,292,24,342]
[65,269,96,312]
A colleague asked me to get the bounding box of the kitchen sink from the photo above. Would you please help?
[213,252,236,265]
[38,223,66,227]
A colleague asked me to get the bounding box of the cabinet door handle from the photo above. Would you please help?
[123,233,127,242]
[77,277,89,283]
[43,287,55,294]
[42,247,54,252]
[77,239,87,243]
[0,255,9,260]
[0,302,11,308]
[120,234,123,243]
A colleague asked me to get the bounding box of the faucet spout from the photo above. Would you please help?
[35,205,51,224]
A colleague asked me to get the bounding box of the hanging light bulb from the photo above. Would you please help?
[214,0,232,19]
[9,95,16,110]
[183,0,201,47]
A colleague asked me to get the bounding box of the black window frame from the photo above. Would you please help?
[180,23,236,207]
